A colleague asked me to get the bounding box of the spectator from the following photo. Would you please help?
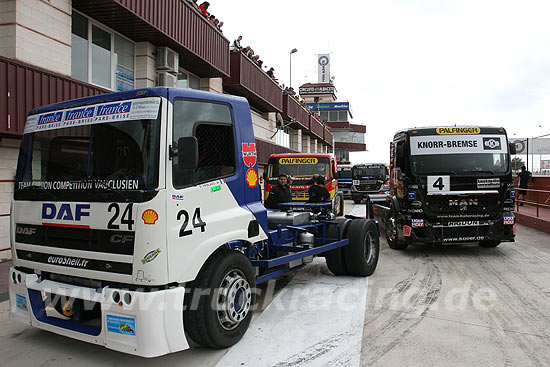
[257,59,263,67]
[242,46,251,54]
[308,176,330,203]
[265,174,292,209]
[218,21,224,32]
[247,48,254,58]
[231,36,243,51]
[187,0,199,9]
[266,67,275,78]
[517,165,532,206]
[208,14,216,24]
[199,1,209,17]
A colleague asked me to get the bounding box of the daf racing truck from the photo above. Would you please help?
[351,163,389,204]
[337,164,353,198]
[8,88,380,357]
[374,126,516,250]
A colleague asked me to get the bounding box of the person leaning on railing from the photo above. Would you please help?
[517,165,532,206]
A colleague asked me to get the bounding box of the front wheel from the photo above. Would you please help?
[386,215,408,250]
[478,240,501,248]
[184,250,255,348]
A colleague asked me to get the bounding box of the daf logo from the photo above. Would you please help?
[109,234,134,244]
[17,227,36,235]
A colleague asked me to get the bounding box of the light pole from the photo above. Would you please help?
[289,48,297,89]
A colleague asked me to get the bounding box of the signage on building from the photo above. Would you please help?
[512,138,550,154]
[541,160,550,169]
[318,54,330,83]
[299,85,335,95]
[307,102,349,111]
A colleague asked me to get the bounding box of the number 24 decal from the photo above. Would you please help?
[177,207,207,237]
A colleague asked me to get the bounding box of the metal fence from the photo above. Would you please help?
[515,187,550,218]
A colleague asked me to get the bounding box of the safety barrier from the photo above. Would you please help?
[515,187,550,217]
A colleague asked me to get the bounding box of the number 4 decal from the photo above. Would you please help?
[427,176,450,193]
[177,207,207,237]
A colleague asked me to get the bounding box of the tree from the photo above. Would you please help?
[511,157,525,171]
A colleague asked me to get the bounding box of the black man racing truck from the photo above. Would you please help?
[373,126,516,250]
[8,88,380,357]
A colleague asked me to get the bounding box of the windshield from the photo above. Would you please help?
[353,167,386,178]
[411,153,509,175]
[268,157,330,178]
[338,169,352,179]
[15,99,161,200]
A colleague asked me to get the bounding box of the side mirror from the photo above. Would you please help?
[509,142,517,155]
[178,136,198,171]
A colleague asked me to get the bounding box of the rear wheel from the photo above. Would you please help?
[184,250,255,348]
[344,219,380,276]
[324,218,351,275]
[386,215,408,250]
[478,240,501,247]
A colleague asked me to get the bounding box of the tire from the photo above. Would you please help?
[184,250,255,348]
[386,215,408,250]
[324,218,351,275]
[478,240,501,248]
[337,193,345,217]
[343,219,380,276]
[332,194,341,217]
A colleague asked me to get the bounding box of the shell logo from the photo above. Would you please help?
[246,168,258,188]
[142,209,159,225]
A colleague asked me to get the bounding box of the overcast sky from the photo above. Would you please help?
[213,0,550,164]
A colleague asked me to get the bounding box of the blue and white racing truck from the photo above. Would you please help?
[8,88,380,357]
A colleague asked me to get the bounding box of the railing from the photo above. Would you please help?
[309,115,324,140]
[515,187,550,218]
[224,52,283,113]
[282,94,309,129]
[323,125,333,147]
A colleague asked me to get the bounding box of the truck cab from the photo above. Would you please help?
[265,153,344,216]
[336,164,353,198]
[376,126,516,249]
[8,88,379,357]
[351,163,389,204]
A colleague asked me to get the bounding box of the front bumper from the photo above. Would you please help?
[8,268,188,358]
[398,215,516,245]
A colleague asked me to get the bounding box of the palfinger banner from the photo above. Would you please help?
[410,135,507,155]
[318,54,330,83]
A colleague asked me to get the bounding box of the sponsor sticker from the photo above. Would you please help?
[245,168,258,188]
[142,209,158,225]
[141,248,161,264]
[411,219,424,228]
[503,216,514,225]
[447,220,481,227]
[242,143,257,167]
[403,225,412,237]
[107,315,136,336]
[16,294,28,311]
[171,194,184,200]
[24,97,161,134]
[211,185,222,193]
[410,135,506,155]
[408,192,417,201]
[279,157,318,164]
[477,178,500,189]
[436,127,481,135]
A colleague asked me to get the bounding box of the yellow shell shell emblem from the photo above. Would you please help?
[142,209,159,225]
[246,168,258,188]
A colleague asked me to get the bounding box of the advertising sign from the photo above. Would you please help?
[299,85,335,95]
[318,54,330,83]
[512,138,550,154]
[410,135,507,155]
[307,102,349,111]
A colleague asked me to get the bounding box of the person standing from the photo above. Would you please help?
[308,175,330,203]
[517,165,532,206]
[265,174,292,209]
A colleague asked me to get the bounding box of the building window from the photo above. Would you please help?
[177,70,200,90]
[320,111,329,121]
[71,11,135,91]
[338,111,348,122]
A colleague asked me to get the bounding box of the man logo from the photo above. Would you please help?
[483,138,501,150]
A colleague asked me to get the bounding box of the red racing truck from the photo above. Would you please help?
[264,153,344,216]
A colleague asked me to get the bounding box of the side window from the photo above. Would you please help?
[172,100,235,188]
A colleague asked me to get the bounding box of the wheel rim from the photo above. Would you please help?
[365,231,378,265]
[216,269,252,331]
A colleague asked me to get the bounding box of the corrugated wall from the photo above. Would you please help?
[0,55,107,137]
